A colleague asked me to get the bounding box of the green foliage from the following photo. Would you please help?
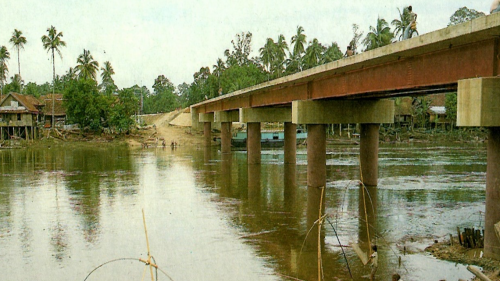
[108,88,138,133]
[64,79,102,130]
[220,63,266,93]
[448,7,485,26]
[9,29,27,77]
[363,17,394,51]
[445,93,457,127]
[143,75,179,113]
[76,49,99,81]
[0,46,10,93]
[392,7,410,41]
[411,96,431,128]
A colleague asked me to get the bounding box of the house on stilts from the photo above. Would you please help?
[0,93,43,141]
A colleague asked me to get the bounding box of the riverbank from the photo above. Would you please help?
[426,239,500,280]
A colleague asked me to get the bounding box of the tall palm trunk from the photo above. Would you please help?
[52,49,55,129]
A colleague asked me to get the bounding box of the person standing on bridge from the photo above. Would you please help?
[491,0,500,14]
[345,45,354,57]
[403,6,417,39]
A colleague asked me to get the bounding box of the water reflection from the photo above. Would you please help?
[0,143,486,280]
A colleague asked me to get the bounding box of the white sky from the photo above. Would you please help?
[0,0,492,91]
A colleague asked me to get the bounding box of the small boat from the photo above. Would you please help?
[231,128,307,148]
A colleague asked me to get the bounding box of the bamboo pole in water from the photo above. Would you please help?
[142,209,155,281]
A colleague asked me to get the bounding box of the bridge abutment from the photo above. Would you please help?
[458,77,500,259]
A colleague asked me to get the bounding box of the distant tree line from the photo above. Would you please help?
[0,6,485,133]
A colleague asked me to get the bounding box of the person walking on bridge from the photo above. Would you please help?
[403,6,418,39]
[491,0,500,14]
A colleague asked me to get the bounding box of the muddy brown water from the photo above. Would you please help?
[0,142,487,280]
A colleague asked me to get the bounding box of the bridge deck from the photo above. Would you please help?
[193,13,500,114]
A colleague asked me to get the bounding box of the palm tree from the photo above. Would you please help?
[9,29,27,80]
[322,42,343,63]
[303,39,324,69]
[274,34,288,78]
[76,49,99,80]
[259,38,275,78]
[41,25,66,129]
[0,46,10,95]
[212,58,225,91]
[100,61,116,93]
[291,26,307,57]
[392,7,410,41]
[362,17,394,51]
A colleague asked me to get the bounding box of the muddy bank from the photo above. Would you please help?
[426,239,500,280]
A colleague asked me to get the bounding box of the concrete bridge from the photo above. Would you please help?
[191,13,500,259]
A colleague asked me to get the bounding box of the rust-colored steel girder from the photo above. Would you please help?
[194,37,500,114]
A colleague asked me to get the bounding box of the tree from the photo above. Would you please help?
[100,61,117,94]
[108,88,138,133]
[274,34,288,78]
[392,7,410,41]
[63,78,102,130]
[362,17,394,51]
[260,38,275,78]
[41,25,66,129]
[212,58,226,90]
[9,29,27,80]
[303,38,324,70]
[445,93,457,129]
[291,26,307,58]
[349,24,364,55]
[322,42,343,63]
[0,46,10,95]
[228,32,253,66]
[76,49,99,81]
[448,7,485,26]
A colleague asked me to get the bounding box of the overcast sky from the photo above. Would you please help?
[0,0,492,90]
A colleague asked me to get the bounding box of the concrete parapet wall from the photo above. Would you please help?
[458,77,500,127]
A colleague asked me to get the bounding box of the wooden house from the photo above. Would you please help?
[0,93,43,140]
[40,94,66,128]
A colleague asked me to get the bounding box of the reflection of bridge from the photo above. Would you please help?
[191,13,500,260]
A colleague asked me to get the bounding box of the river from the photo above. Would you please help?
[0,142,487,280]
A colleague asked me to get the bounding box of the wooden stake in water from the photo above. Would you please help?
[140,209,157,281]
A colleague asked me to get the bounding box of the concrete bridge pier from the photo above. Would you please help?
[458,77,500,259]
[360,124,380,186]
[284,122,297,164]
[215,110,239,154]
[240,107,293,165]
[199,112,214,147]
[247,122,261,165]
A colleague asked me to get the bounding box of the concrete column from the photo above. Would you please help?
[306,124,326,249]
[360,124,380,186]
[204,122,211,147]
[284,122,297,164]
[191,107,201,131]
[247,122,261,164]
[221,122,232,154]
[485,127,500,259]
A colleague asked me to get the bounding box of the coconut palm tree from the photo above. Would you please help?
[9,29,27,79]
[260,38,275,78]
[76,49,99,81]
[392,7,410,41]
[362,17,394,51]
[291,26,306,57]
[212,58,225,91]
[41,25,66,129]
[100,61,116,93]
[0,46,11,95]
[303,38,324,69]
[274,34,288,78]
